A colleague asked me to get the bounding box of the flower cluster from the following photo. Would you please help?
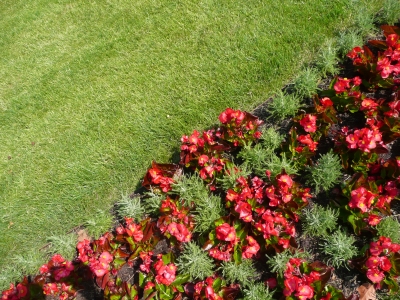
[364,236,400,288]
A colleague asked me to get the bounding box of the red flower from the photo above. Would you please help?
[347,47,363,59]
[295,285,314,300]
[125,218,144,242]
[276,174,293,191]
[377,57,394,79]
[198,155,209,166]
[215,223,237,242]
[334,77,351,93]
[366,268,385,283]
[235,201,253,222]
[242,236,260,259]
[386,34,399,48]
[299,114,317,133]
[16,284,28,298]
[320,97,333,107]
[360,98,379,111]
[43,283,59,295]
[367,214,381,226]
[297,134,318,152]
[154,260,177,286]
[352,76,362,86]
[167,222,192,242]
[209,246,232,261]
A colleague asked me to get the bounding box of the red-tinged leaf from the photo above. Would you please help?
[115,248,130,259]
[363,45,375,60]
[368,40,388,50]
[381,25,400,36]
[95,272,110,290]
[184,283,195,297]
[173,293,183,300]
[221,286,240,300]
[151,161,181,178]
[309,261,332,285]
[145,291,158,300]
[142,220,156,242]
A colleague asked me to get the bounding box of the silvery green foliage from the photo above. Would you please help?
[306,150,342,194]
[266,90,303,121]
[241,282,275,300]
[315,39,340,77]
[193,194,225,233]
[142,187,164,216]
[171,173,209,206]
[221,259,258,288]
[376,0,400,25]
[266,250,311,276]
[217,164,251,190]
[116,194,145,220]
[337,30,363,58]
[292,68,320,99]
[177,242,215,281]
[376,217,400,243]
[301,205,339,237]
[321,229,358,269]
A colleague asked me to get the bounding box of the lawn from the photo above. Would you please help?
[0,0,382,288]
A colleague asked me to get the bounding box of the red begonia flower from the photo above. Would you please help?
[334,77,351,93]
[367,214,381,226]
[235,201,253,222]
[295,285,314,300]
[386,34,399,48]
[215,223,236,242]
[366,268,385,283]
[320,97,333,107]
[299,114,317,133]
[242,236,260,259]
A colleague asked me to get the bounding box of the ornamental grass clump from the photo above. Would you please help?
[176,242,215,281]
[301,204,339,237]
[171,173,209,206]
[306,150,342,194]
[266,90,303,122]
[192,194,225,233]
[321,229,358,269]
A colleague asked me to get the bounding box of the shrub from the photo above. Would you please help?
[115,194,145,221]
[47,234,77,261]
[315,39,340,77]
[193,194,225,233]
[221,259,258,288]
[376,217,400,243]
[266,90,303,122]
[301,204,339,237]
[176,242,215,281]
[306,150,342,194]
[321,229,358,269]
[171,173,209,206]
[376,0,400,25]
[240,282,275,300]
[266,250,311,276]
[292,68,320,99]
[337,30,363,58]
[142,187,164,216]
[217,164,251,190]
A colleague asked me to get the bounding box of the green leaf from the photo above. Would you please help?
[233,244,242,264]
[213,277,223,292]
[162,252,172,265]
[139,272,146,287]
[171,274,190,286]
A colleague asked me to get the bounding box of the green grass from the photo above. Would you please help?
[0,0,382,289]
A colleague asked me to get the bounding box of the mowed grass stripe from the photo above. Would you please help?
[0,0,381,288]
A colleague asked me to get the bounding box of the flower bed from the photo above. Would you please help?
[2,25,400,300]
